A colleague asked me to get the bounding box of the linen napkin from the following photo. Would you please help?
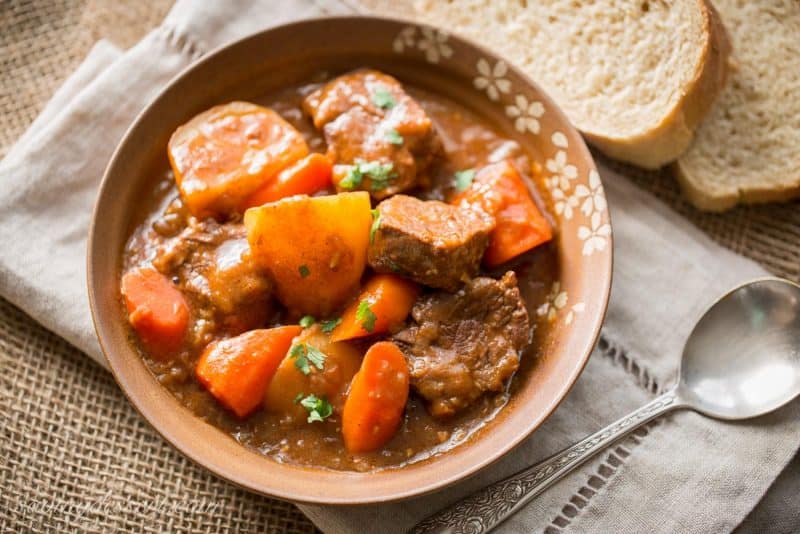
[0,1,797,532]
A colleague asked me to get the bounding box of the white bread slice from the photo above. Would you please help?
[346,0,730,169]
[675,0,800,211]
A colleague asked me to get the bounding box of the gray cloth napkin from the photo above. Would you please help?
[0,1,797,532]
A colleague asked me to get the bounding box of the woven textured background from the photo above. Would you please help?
[1,0,797,532]
[1,1,318,531]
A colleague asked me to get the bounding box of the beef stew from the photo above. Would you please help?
[121,69,558,472]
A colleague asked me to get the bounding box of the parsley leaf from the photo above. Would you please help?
[293,392,305,404]
[362,161,396,191]
[385,128,403,145]
[298,264,311,278]
[299,394,333,423]
[339,165,363,189]
[299,315,315,328]
[338,160,396,191]
[320,317,342,334]
[290,343,326,375]
[306,345,327,370]
[369,209,382,244]
[454,169,476,192]
[356,300,377,333]
[290,344,310,375]
[372,87,396,109]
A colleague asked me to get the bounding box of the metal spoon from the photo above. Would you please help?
[412,277,800,534]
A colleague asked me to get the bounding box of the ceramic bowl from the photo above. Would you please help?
[88,16,612,504]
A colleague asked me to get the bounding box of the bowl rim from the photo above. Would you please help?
[87,14,613,505]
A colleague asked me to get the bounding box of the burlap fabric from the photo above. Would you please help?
[1,1,797,532]
[1,1,318,531]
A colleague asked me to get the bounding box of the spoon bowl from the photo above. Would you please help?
[679,277,800,419]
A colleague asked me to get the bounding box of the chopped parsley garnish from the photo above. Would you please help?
[290,343,326,375]
[372,87,396,109]
[339,160,396,191]
[299,394,333,423]
[298,264,310,278]
[356,300,377,333]
[305,345,326,368]
[369,209,382,243]
[299,315,315,328]
[290,344,311,375]
[454,169,476,192]
[320,317,342,334]
[385,128,403,145]
[366,162,397,191]
[339,165,362,189]
[293,392,305,404]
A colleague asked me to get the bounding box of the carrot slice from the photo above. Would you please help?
[245,153,333,208]
[195,326,301,418]
[452,160,553,267]
[121,267,190,358]
[330,274,420,342]
[168,101,309,219]
[342,341,409,453]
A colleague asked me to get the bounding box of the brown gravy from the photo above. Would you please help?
[122,79,558,472]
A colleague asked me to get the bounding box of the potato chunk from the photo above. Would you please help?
[244,192,372,316]
[168,101,308,219]
[264,325,362,424]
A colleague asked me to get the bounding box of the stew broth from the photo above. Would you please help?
[122,78,558,471]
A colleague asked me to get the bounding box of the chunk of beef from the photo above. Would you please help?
[393,272,530,418]
[303,69,441,198]
[152,213,273,343]
[368,194,494,291]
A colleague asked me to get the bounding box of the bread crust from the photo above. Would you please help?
[673,0,800,211]
[584,0,730,169]
[674,163,800,212]
[347,0,730,170]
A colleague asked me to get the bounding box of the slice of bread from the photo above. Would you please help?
[675,0,800,211]
[346,0,730,169]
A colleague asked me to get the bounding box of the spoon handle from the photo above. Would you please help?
[410,391,683,534]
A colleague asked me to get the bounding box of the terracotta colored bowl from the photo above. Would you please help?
[88,16,612,504]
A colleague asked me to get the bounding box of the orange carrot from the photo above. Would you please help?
[195,326,301,418]
[245,153,332,208]
[452,160,553,267]
[330,274,420,342]
[342,341,409,453]
[121,267,190,358]
[168,102,309,219]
